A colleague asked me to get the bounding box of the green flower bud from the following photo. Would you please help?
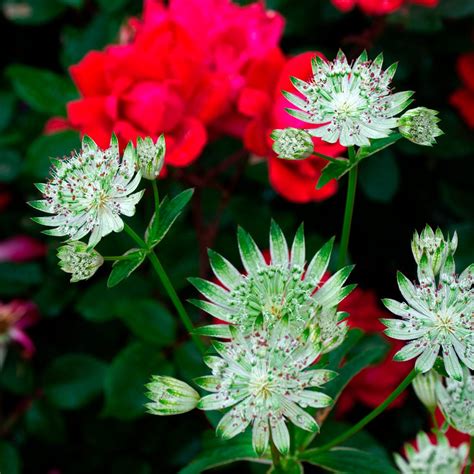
[146,376,199,416]
[57,241,104,282]
[412,370,441,412]
[398,107,443,146]
[271,128,314,160]
[137,135,165,180]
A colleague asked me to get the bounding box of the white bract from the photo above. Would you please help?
[436,367,474,435]
[398,107,443,146]
[30,135,144,248]
[412,371,441,412]
[382,251,473,381]
[195,322,335,455]
[137,134,165,180]
[283,50,413,147]
[271,128,314,160]
[190,221,353,353]
[57,241,104,282]
[394,432,468,474]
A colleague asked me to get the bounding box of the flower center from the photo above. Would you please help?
[435,313,454,333]
[249,372,273,399]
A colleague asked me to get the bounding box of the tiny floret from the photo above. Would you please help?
[271,128,314,160]
[29,135,144,248]
[412,370,441,412]
[57,241,104,282]
[195,322,336,455]
[436,367,474,435]
[137,134,166,180]
[394,432,468,474]
[146,376,200,416]
[283,50,413,147]
[398,107,443,146]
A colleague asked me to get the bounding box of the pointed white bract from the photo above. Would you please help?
[283,50,413,147]
[30,135,144,249]
[146,376,200,416]
[195,322,335,455]
[190,221,353,353]
[137,134,166,180]
[436,367,474,436]
[394,432,468,474]
[57,241,104,282]
[398,107,443,146]
[271,128,314,160]
[412,371,441,412]
[382,242,473,381]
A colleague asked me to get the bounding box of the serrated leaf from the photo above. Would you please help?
[316,158,350,189]
[145,189,194,247]
[355,133,401,161]
[43,353,107,409]
[107,248,147,288]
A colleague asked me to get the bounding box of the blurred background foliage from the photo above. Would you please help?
[0,0,473,472]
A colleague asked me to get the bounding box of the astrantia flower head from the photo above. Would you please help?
[57,241,104,282]
[146,376,200,416]
[412,370,441,412]
[394,432,468,474]
[30,135,144,248]
[382,251,473,381]
[137,134,165,180]
[195,321,335,455]
[190,221,354,352]
[283,50,414,147]
[411,225,458,276]
[436,367,474,435]
[271,128,314,160]
[398,107,443,146]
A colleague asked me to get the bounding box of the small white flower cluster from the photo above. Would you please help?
[147,222,354,455]
[398,107,444,147]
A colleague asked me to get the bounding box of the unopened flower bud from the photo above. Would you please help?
[398,107,443,146]
[271,128,314,160]
[146,376,199,416]
[412,370,440,412]
[137,135,165,180]
[57,241,104,282]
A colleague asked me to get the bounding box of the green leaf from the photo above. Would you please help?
[0,92,16,132]
[0,149,21,182]
[359,150,400,203]
[316,158,350,189]
[43,353,107,409]
[300,447,398,473]
[355,134,401,161]
[25,399,66,444]
[103,341,173,420]
[117,299,176,347]
[438,0,474,19]
[179,434,262,474]
[96,0,129,12]
[107,248,147,288]
[0,441,21,474]
[3,0,66,25]
[0,350,34,395]
[0,262,42,296]
[174,341,206,381]
[145,189,194,248]
[25,131,81,180]
[6,65,77,115]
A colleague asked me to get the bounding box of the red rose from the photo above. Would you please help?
[331,0,438,15]
[450,52,474,128]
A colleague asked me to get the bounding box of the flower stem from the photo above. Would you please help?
[270,439,282,471]
[151,179,160,218]
[337,146,357,270]
[464,436,473,474]
[123,223,206,354]
[315,368,418,452]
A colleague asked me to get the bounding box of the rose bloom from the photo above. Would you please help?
[450,53,474,128]
[331,0,438,15]
[0,235,47,262]
[336,288,413,414]
[58,0,284,170]
[238,51,345,203]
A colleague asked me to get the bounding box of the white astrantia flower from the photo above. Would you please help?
[412,370,441,412]
[394,432,468,474]
[398,107,443,146]
[411,225,457,277]
[436,367,474,435]
[137,134,165,180]
[382,251,474,381]
[57,241,104,282]
[29,135,144,249]
[271,128,314,160]
[189,221,354,353]
[283,50,413,147]
[146,376,200,416]
[195,321,336,455]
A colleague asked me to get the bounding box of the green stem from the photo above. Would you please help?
[337,146,358,270]
[151,179,160,216]
[312,151,341,163]
[123,223,206,354]
[270,439,282,471]
[103,255,132,261]
[464,437,473,474]
[316,369,418,452]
